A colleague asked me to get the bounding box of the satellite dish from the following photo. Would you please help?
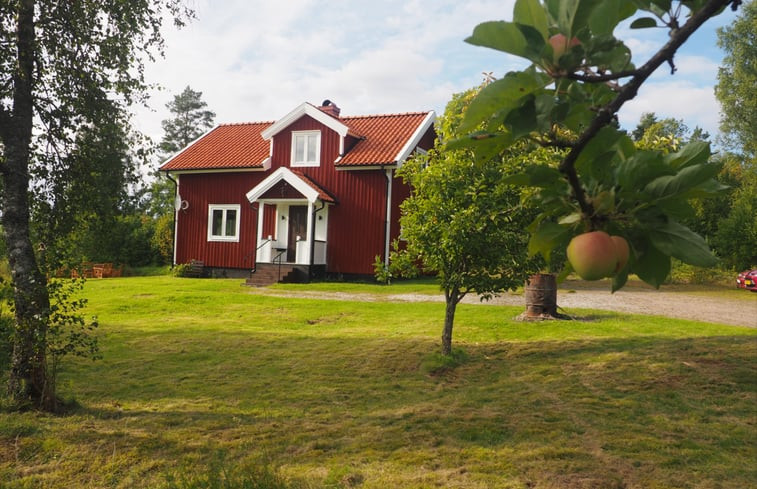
[174,195,182,211]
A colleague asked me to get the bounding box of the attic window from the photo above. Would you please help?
[291,130,321,167]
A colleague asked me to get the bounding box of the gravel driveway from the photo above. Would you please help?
[251,280,757,328]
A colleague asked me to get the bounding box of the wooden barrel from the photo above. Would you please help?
[524,273,557,317]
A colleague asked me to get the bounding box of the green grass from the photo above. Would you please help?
[0,276,755,488]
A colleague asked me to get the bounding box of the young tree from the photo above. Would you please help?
[715,0,756,157]
[391,89,541,355]
[456,0,735,291]
[0,0,192,411]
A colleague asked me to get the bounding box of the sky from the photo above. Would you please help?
[131,0,739,150]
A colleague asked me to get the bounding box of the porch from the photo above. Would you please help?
[246,167,334,284]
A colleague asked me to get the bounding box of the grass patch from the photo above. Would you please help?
[0,276,754,488]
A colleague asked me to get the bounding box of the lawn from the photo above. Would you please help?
[0,276,755,488]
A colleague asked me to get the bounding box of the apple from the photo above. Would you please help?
[566,231,618,281]
[611,235,630,273]
[548,33,581,62]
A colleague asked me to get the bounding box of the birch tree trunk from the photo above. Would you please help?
[0,0,56,410]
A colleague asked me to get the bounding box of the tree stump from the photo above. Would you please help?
[519,273,563,320]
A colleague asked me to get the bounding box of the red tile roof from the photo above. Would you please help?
[160,109,433,171]
[291,170,337,203]
[160,122,272,171]
[337,112,431,167]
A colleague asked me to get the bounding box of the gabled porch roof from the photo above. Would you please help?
[245,167,335,204]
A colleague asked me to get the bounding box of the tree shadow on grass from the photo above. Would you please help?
[5,332,756,488]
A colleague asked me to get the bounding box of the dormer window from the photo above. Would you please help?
[291,130,320,167]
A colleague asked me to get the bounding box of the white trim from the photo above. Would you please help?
[207,204,241,242]
[160,124,220,170]
[164,167,267,176]
[335,165,397,171]
[384,169,393,266]
[245,166,320,204]
[393,111,436,168]
[261,102,349,140]
[290,130,321,167]
[173,176,181,266]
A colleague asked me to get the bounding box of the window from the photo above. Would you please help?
[207,204,241,242]
[291,130,321,167]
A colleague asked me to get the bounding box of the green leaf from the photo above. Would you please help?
[664,140,711,169]
[575,126,626,176]
[528,221,570,261]
[634,242,670,289]
[514,0,549,38]
[611,267,629,292]
[614,150,672,190]
[466,21,531,59]
[590,0,638,35]
[502,164,563,188]
[644,163,721,200]
[504,96,538,139]
[547,0,600,37]
[649,221,718,267]
[630,17,658,28]
[459,70,550,134]
[558,212,582,225]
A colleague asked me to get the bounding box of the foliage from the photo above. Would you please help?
[715,0,757,157]
[392,88,540,354]
[0,278,13,373]
[711,170,757,270]
[159,86,217,157]
[153,213,176,264]
[43,279,100,411]
[172,263,191,277]
[0,0,192,410]
[456,0,735,292]
[372,255,392,284]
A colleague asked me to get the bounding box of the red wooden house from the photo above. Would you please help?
[160,100,436,284]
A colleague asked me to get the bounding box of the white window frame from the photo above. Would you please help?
[207,204,241,242]
[291,130,321,167]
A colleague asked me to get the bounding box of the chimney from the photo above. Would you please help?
[319,99,340,117]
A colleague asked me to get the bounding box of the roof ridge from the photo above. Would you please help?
[341,111,431,120]
[218,121,274,127]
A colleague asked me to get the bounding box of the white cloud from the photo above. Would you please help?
[131,0,728,153]
[618,80,722,136]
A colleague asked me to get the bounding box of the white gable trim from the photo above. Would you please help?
[393,111,436,168]
[261,103,349,140]
[245,167,320,204]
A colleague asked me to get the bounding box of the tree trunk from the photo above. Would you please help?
[0,0,56,411]
[441,287,461,356]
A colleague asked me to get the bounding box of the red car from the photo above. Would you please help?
[736,269,757,291]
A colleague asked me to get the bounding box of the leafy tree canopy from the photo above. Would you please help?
[0,0,192,411]
[391,87,543,354]
[159,86,216,157]
[455,0,737,291]
[715,0,757,157]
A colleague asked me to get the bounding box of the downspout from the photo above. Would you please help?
[383,167,392,267]
[309,200,326,282]
[166,172,179,267]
